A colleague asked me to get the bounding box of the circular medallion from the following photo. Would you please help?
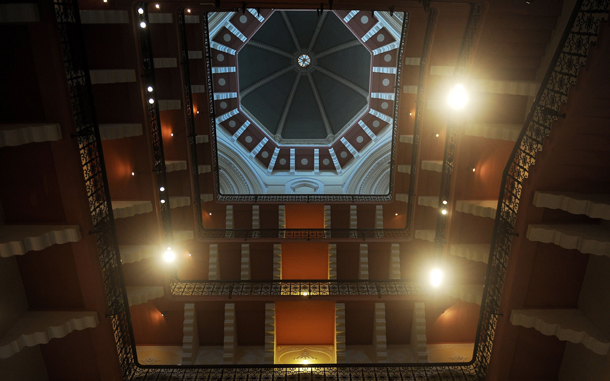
[297,54,311,68]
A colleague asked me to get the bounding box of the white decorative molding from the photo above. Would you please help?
[475,79,538,97]
[149,13,173,23]
[198,165,211,173]
[223,303,236,364]
[241,244,250,280]
[175,230,194,242]
[98,124,142,140]
[373,303,387,362]
[182,303,199,365]
[119,245,158,264]
[159,100,181,111]
[464,123,522,142]
[169,196,191,209]
[399,135,413,144]
[396,194,409,203]
[418,196,439,209]
[414,230,435,243]
[449,244,490,264]
[112,200,153,219]
[201,194,214,202]
[359,244,369,280]
[225,205,234,230]
[273,244,282,280]
[79,10,129,24]
[329,244,337,280]
[209,244,219,280]
[527,224,610,257]
[0,123,61,147]
[533,192,610,220]
[264,303,275,364]
[89,70,135,84]
[0,225,81,258]
[455,200,498,219]
[126,286,164,306]
[350,205,358,230]
[511,309,610,355]
[375,205,383,229]
[0,4,39,22]
[153,57,177,68]
[389,244,401,280]
[196,135,209,143]
[336,303,346,363]
[421,160,443,172]
[397,164,411,175]
[278,205,286,238]
[444,285,484,305]
[0,311,98,359]
[411,302,428,363]
[166,160,187,172]
[324,205,331,229]
[252,205,260,229]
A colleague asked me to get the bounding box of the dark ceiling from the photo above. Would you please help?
[238,11,371,143]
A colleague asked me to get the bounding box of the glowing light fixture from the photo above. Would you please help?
[395,213,398,216]
[155,3,160,8]
[447,84,468,110]
[159,186,165,191]
[302,291,309,296]
[131,171,135,176]
[430,268,444,288]
[170,133,174,137]
[472,167,476,172]
[187,8,191,12]
[188,253,192,257]
[209,212,212,216]
[148,98,154,104]
[140,21,147,28]
[147,86,153,92]
[160,199,166,204]
[442,200,448,205]
[441,209,448,215]
[409,112,412,116]
[138,8,144,14]
[196,110,200,114]
[163,247,176,262]
[435,133,439,137]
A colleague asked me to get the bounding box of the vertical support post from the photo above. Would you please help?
[264,303,275,364]
[411,302,428,362]
[273,244,282,280]
[373,302,387,362]
[328,243,337,280]
[336,302,346,363]
[278,205,286,238]
[240,244,250,280]
[208,244,219,280]
[359,244,369,280]
[223,303,236,364]
[389,244,401,279]
[226,205,234,229]
[181,303,199,365]
[324,204,331,238]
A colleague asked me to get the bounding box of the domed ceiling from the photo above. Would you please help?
[237,11,371,144]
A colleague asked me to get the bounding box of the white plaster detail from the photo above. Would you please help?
[158,100,181,111]
[0,124,62,147]
[214,92,238,100]
[403,85,418,94]
[455,200,498,219]
[273,244,282,280]
[166,160,187,172]
[396,194,409,203]
[126,286,164,306]
[182,303,199,365]
[329,243,337,279]
[341,137,359,158]
[200,194,214,202]
[0,311,99,359]
[248,8,264,22]
[373,303,387,362]
[375,205,384,229]
[415,230,435,242]
[464,123,522,142]
[362,22,383,42]
[188,51,203,59]
[350,205,358,230]
[112,201,153,219]
[397,165,411,174]
[336,302,346,363]
[404,57,421,65]
[373,66,397,74]
[399,135,413,144]
[196,135,209,144]
[421,160,443,172]
[89,70,135,84]
[389,244,401,280]
[527,224,610,257]
[119,245,158,264]
[533,192,610,220]
[252,205,260,230]
[418,196,439,209]
[79,10,128,24]
[210,41,236,55]
[208,244,219,280]
[185,15,200,24]
[411,302,428,362]
[449,244,491,264]
[511,309,610,355]
[250,137,268,158]
[328,148,342,174]
[198,165,211,173]
[264,303,275,363]
[0,225,81,258]
[169,196,190,209]
[153,57,177,68]
[232,120,250,141]
[344,10,359,23]
[369,109,393,124]
[225,205,234,230]
[290,149,296,174]
[267,147,280,173]
[212,66,236,73]
[241,244,250,280]
[373,42,399,55]
[359,244,369,280]
[223,303,236,364]
[314,149,320,174]
[98,124,142,140]
[226,21,247,41]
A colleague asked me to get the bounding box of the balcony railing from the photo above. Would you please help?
[55,0,609,379]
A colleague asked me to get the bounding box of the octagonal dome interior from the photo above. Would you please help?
[238,11,371,144]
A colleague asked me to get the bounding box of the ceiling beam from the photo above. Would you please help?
[280,11,302,52]
[275,73,302,137]
[314,65,369,98]
[241,65,295,98]
[248,40,294,59]
[307,12,328,52]
[306,72,333,138]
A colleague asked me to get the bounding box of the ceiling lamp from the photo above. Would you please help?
[447,84,468,110]
[430,268,444,288]
[163,247,176,262]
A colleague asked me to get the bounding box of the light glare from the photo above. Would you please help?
[447,84,468,110]
[140,21,147,28]
[163,248,176,262]
[147,86,153,92]
[430,268,444,288]
[138,8,144,14]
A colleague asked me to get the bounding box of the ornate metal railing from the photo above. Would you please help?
[53,0,136,378]
[178,9,205,237]
[54,0,609,378]
[434,3,482,252]
[136,3,174,242]
[476,0,609,371]
[405,8,438,239]
[170,279,427,297]
[203,11,408,205]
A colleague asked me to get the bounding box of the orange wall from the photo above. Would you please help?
[281,242,328,280]
[285,204,324,228]
[275,301,335,345]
